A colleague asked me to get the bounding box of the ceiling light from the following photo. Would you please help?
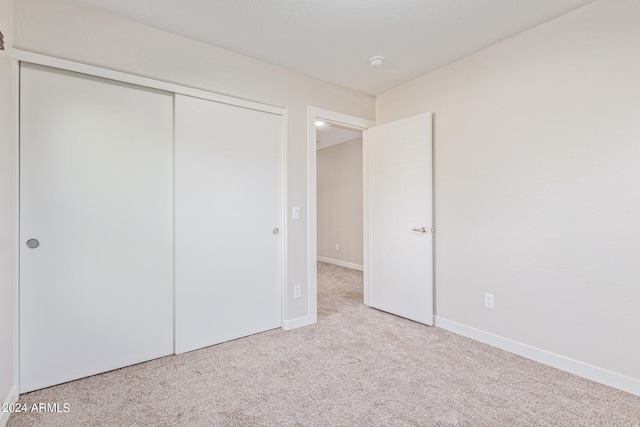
[369,56,385,68]
[315,120,326,127]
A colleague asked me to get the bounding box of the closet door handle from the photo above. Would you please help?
[26,238,40,249]
[273,228,279,235]
[411,227,427,233]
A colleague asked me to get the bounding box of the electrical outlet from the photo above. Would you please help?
[292,206,301,220]
[484,293,494,309]
[294,285,302,299]
[335,243,340,251]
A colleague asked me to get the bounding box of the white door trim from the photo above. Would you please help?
[306,107,375,327]
[11,57,20,407]
[12,50,286,115]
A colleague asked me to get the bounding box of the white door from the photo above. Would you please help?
[20,64,174,392]
[364,112,433,325]
[175,94,282,354]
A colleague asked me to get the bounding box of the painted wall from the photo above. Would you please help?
[13,0,375,323]
[317,138,363,268]
[376,0,640,382]
[0,0,17,421]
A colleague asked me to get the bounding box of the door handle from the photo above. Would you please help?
[411,227,427,234]
[26,238,40,248]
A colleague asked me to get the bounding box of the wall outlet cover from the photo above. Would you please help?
[484,293,494,309]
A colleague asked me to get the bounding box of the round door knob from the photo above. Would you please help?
[273,228,279,235]
[26,239,40,249]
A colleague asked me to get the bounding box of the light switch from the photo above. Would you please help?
[292,206,301,220]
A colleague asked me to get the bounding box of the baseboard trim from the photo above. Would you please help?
[1,385,19,427]
[282,315,316,331]
[434,316,640,397]
[317,257,363,271]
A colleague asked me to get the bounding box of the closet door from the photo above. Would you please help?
[175,94,282,354]
[20,64,174,392]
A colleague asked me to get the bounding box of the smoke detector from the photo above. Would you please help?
[369,56,385,67]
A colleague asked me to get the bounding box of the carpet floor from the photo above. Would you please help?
[8,262,640,426]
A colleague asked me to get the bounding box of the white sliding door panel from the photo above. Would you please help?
[365,113,433,325]
[20,64,174,392]
[175,95,282,354]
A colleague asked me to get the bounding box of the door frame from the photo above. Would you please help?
[10,57,20,403]
[307,107,375,323]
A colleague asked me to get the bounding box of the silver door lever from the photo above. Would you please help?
[411,227,427,233]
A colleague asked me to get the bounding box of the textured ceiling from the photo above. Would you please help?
[66,0,597,95]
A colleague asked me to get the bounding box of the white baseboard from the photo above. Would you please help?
[1,385,19,427]
[434,316,640,397]
[317,256,363,271]
[282,315,316,331]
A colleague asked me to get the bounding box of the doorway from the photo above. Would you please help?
[307,107,375,321]
[308,108,434,327]
[316,122,363,271]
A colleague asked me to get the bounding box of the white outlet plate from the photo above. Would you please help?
[484,293,494,309]
[292,206,301,220]
[335,243,339,251]
[294,285,302,299]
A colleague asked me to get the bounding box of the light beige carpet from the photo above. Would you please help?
[8,262,640,426]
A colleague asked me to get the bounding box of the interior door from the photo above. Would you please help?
[364,112,433,325]
[19,64,174,392]
[174,94,282,354]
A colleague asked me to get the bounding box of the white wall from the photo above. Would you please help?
[377,0,640,386]
[317,138,363,268]
[13,0,375,323]
[0,0,17,422]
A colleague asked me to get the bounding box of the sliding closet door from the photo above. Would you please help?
[175,94,282,354]
[20,64,174,392]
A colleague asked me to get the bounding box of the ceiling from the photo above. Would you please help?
[316,123,362,151]
[66,0,597,95]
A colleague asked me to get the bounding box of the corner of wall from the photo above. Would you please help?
[1,385,19,427]
[1,0,18,418]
